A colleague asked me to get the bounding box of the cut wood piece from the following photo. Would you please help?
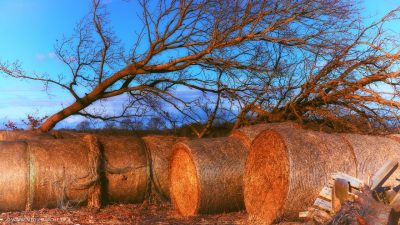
[319,187,332,201]
[370,160,399,191]
[313,198,332,212]
[331,172,364,189]
[298,211,311,218]
[332,178,349,212]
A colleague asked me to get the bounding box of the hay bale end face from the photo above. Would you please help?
[230,122,300,149]
[0,142,29,211]
[142,136,188,202]
[170,137,248,216]
[0,137,101,211]
[244,127,357,224]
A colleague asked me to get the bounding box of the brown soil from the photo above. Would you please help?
[0,203,247,225]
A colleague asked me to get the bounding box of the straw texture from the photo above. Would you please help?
[0,142,29,211]
[97,135,149,204]
[244,127,357,224]
[0,131,54,141]
[342,133,400,186]
[230,122,300,149]
[142,136,188,202]
[170,137,248,216]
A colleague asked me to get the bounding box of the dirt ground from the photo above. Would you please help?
[0,203,248,225]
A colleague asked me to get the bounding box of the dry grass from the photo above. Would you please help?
[0,203,247,224]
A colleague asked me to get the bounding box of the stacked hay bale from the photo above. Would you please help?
[169,137,248,216]
[230,122,300,149]
[0,130,55,141]
[244,127,357,224]
[342,134,400,186]
[0,135,101,211]
[51,132,150,204]
[142,136,188,202]
[0,142,30,211]
[97,135,149,204]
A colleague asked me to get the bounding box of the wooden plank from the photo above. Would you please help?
[319,186,332,201]
[313,198,333,212]
[370,160,398,190]
[299,211,311,218]
[332,178,349,212]
[331,172,364,189]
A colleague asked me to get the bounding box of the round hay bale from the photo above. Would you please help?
[27,135,101,209]
[342,133,400,186]
[97,135,149,204]
[0,142,29,211]
[244,127,357,224]
[0,130,54,141]
[48,132,150,204]
[170,137,248,216]
[142,135,188,202]
[230,122,300,149]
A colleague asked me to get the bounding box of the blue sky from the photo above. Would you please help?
[0,0,399,129]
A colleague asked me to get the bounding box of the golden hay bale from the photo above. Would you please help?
[27,135,101,210]
[0,136,101,211]
[342,133,400,186]
[170,137,248,216]
[97,135,149,204]
[0,130,54,141]
[230,122,300,149]
[244,127,357,224]
[50,132,150,204]
[142,135,188,202]
[0,142,29,211]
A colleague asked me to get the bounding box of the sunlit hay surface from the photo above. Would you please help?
[96,135,149,204]
[230,122,300,149]
[27,137,101,210]
[245,127,357,224]
[142,135,189,202]
[0,130,54,141]
[342,133,400,187]
[49,132,150,205]
[170,143,200,217]
[170,137,247,216]
[0,141,29,211]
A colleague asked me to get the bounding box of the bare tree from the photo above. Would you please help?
[233,9,400,133]
[0,0,370,132]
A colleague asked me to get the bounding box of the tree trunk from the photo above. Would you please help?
[38,65,139,131]
[39,100,89,132]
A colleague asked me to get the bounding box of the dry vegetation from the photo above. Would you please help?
[0,203,247,225]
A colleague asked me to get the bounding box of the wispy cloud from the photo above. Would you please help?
[35,52,57,62]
